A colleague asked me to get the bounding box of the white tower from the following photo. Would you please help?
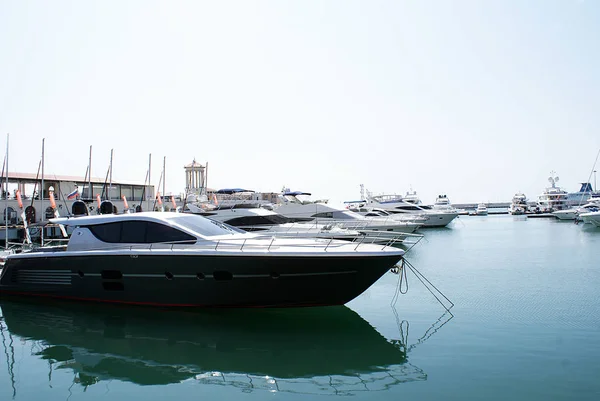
[184,159,206,195]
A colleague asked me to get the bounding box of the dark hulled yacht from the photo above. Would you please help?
[0,212,403,307]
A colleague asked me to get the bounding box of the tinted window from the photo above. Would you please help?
[311,212,333,218]
[166,214,244,236]
[146,222,196,243]
[89,221,196,243]
[224,215,290,226]
[121,221,147,243]
[89,222,122,243]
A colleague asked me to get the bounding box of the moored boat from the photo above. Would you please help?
[0,211,404,308]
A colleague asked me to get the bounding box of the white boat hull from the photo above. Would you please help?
[579,211,600,227]
[552,210,578,220]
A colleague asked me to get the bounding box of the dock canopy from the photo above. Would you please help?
[215,188,254,194]
[283,191,312,196]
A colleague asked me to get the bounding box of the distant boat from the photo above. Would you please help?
[475,203,488,216]
[537,172,569,212]
[508,193,528,215]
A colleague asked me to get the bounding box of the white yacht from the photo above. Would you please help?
[508,193,529,215]
[553,194,600,220]
[474,203,488,216]
[360,190,459,228]
[537,172,569,212]
[579,210,600,227]
[196,207,413,244]
[403,189,421,205]
[274,192,422,234]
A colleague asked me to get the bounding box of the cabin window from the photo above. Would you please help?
[145,222,196,243]
[311,212,334,218]
[121,221,147,243]
[133,186,145,200]
[396,205,420,211]
[121,186,133,199]
[89,222,122,243]
[88,221,196,244]
[223,215,290,226]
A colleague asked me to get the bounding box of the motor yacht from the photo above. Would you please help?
[553,194,600,220]
[0,211,404,308]
[198,207,416,245]
[537,172,569,212]
[360,192,459,228]
[432,195,451,210]
[403,189,421,205]
[274,193,421,234]
[508,193,529,215]
[579,210,600,227]
[474,203,488,216]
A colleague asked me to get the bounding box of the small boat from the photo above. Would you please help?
[473,203,488,216]
[508,193,529,215]
[0,211,404,308]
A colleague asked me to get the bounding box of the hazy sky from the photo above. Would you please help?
[1,0,599,205]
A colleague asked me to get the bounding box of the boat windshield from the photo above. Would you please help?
[332,210,365,220]
[165,214,246,237]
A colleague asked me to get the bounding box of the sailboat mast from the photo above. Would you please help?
[40,138,45,245]
[205,161,208,195]
[109,149,113,200]
[148,153,152,212]
[162,156,166,201]
[88,145,92,200]
[4,134,8,249]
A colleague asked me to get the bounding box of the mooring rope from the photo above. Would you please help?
[390,258,454,313]
[390,259,408,306]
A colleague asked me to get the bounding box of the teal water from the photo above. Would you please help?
[0,215,599,400]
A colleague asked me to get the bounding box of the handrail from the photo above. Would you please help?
[31,234,407,255]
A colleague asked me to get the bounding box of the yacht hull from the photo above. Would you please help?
[420,213,458,227]
[552,210,578,220]
[0,253,401,308]
[579,211,600,227]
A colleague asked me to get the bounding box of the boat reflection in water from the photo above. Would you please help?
[0,300,427,396]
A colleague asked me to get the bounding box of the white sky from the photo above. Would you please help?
[1,0,599,205]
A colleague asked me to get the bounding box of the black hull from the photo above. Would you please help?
[0,253,401,307]
[0,300,421,393]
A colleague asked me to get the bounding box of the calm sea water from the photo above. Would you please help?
[0,215,599,400]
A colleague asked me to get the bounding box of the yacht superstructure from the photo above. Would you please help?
[537,172,569,212]
[508,193,529,215]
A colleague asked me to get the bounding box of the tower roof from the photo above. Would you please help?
[184,160,205,169]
